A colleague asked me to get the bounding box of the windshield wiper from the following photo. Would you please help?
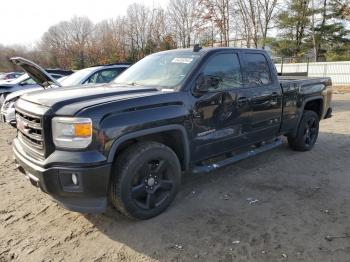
[126,81,143,86]
[114,81,144,86]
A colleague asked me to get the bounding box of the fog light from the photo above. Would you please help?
[72,173,78,185]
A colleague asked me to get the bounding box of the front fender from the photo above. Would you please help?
[95,103,192,169]
[106,124,191,170]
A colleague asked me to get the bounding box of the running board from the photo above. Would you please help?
[192,138,283,174]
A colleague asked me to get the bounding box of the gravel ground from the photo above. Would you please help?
[0,93,350,262]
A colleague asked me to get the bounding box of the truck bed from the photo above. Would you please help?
[278,76,331,87]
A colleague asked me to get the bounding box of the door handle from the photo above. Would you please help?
[237,96,249,106]
[237,97,248,103]
[270,92,279,106]
[271,92,279,97]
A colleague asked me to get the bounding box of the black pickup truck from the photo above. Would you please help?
[12,47,333,219]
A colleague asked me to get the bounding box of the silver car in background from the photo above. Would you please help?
[0,58,129,127]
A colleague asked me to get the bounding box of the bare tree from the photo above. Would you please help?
[236,0,260,48]
[126,3,168,60]
[257,0,279,48]
[167,0,198,47]
[127,3,152,59]
[234,1,253,47]
[199,0,230,46]
[41,16,94,69]
[68,16,94,68]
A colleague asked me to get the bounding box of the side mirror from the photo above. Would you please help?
[195,74,221,93]
[19,82,28,86]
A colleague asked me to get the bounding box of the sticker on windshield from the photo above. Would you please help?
[171,58,193,64]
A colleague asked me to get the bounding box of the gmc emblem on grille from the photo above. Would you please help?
[16,115,29,134]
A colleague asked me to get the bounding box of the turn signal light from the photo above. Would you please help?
[74,123,92,137]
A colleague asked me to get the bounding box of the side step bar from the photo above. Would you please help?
[192,138,283,174]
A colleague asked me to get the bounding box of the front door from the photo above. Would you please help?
[191,52,251,162]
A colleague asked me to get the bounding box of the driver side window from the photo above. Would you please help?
[202,53,243,91]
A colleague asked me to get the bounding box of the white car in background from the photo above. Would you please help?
[0,57,129,127]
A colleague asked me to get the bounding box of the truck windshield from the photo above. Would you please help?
[113,52,201,88]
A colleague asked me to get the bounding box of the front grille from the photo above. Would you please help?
[16,108,45,158]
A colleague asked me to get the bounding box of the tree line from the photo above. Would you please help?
[0,0,349,72]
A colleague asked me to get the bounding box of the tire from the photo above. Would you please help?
[109,141,181,219]
[288,110,319,151]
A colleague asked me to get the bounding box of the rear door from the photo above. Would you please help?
[242,52,283,142]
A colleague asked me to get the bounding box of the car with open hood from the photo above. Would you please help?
[0,64,73,106]
[0,58,130,126]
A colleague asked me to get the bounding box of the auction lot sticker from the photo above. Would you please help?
[171,58,193,64]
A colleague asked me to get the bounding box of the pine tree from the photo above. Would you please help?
[275,0,311,57]
[312,0,350,61]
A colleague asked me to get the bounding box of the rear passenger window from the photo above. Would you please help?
[245,53,271,86]
[85,69,121,84]
[202,53,243,91]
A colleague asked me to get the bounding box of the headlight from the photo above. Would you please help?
[3,99,16,111]
[52,117,92,149]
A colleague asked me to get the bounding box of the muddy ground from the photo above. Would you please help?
[0,93,350,262]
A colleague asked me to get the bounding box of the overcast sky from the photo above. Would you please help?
[0,0,167,46]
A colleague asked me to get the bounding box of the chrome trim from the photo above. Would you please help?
[25,172,39,182]
[18,133,44,151]
[16,112,42,130]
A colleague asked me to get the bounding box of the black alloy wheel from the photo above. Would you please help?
[131,159,175,210]
[109,141,181,219]
[303,117,318,147]
[288,110,320,151]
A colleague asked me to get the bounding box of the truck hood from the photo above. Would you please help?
[10,57,61,88]
[20,84,161,111]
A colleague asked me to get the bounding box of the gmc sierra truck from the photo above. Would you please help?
[12,47,333,219]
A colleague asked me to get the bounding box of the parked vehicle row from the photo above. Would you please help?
[0,68,73,106]
[0,72,23,81]
[0,59,129,126]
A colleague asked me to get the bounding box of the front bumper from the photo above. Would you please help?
[13,138,112,213]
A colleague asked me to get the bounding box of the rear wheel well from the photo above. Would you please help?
[113,130,187,171]
[304,99,323,119]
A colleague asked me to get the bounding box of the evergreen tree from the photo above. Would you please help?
[275,0,311,57]
[312,0,350,61]
[274,0,349,60]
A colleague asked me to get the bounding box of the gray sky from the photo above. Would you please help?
[0,0,167,46]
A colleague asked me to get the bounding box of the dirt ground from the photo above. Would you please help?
[334,85,350,94]
[0,93,350,262]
